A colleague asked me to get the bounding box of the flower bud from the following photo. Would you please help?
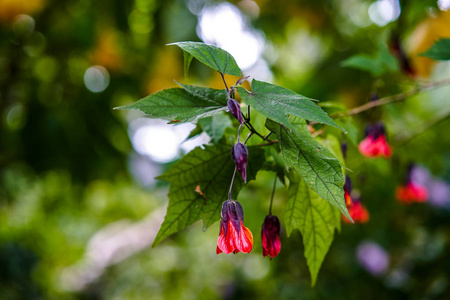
[231,142,248,182]
[227,98,243,124]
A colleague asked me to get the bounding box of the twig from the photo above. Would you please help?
[394,108,450,146]
[334,77,450,118]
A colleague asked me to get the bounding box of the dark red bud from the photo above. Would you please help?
[231,142,248,183]
[261,215,281,259]
[227,98,243,124]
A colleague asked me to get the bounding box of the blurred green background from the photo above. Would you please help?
[1,0,450,299]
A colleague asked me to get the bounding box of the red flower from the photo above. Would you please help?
[343,201,370,223]
[217,200,253,254]
[358,123,392,158]
[261,215,281,259]
[396,182,428,204]
[342,176,370,224]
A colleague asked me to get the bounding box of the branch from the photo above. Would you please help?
[334,77,450,118]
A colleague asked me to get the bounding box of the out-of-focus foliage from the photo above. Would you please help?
[1,0,450,299]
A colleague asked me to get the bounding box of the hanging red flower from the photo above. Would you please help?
[217,200,253,254]
[261,215,281,259]
[358,123,392,158]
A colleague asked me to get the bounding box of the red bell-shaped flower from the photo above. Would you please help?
[358,123,392,158]
[217,200,253,254]
[261,215,281,259]
[396,164,428,204]
[342,176,370,224]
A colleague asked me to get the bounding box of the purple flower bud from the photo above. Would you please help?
[227,98,243,124]
[341,141,348,159]
[235,76,249,86]
[231,142,248,182]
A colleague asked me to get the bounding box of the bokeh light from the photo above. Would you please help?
[368,0,401,27]
[83,65,110,93]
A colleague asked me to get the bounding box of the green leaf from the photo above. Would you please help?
[341,41,399,76]
[341,55,384,75]
[285,171,340,286]
[183,51,194,79]
[169,41,241,76]
[420,38,450,60]
[114,85,227,123]
[335,117,359,146]
[198,113,232,143]
[265,117,352,221]
[237,80,343,131]
[153,145,265,246]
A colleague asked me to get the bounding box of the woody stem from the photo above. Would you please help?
[333,77,450,118]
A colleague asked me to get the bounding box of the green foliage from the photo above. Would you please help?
[169,41,242,76]
[265,117,351,221]
[285,171,340,286]
[341,41,399,76]
[420,38,450,60]
[237,80,343,131]
[153,145,265,246]
[198,113,232,143]
[115,85,227,123]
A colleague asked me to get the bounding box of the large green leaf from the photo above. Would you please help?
[153,145,265,246]
[237,80,343,131]
[198,113,232,143]
[265,117,352,221]
[285,171,340,286]
[420,38,450,60]
[114,85,227,123]
[169,41,241,76]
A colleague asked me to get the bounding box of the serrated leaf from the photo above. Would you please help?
[265,117,352,221]
[183,51,194,79]
[198,113,232,143]
[420,38,450,60]
[153,145,265,246]
[114,85,227,123]
[237,80,343,131]
[169,41,241,76]
[285,171,340,286]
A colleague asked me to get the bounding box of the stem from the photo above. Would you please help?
[244,132,253,144]
[334,77,450,118]
[221,73,229,91]
[228,167,237,200]
[394,108,450,145]
[269,175,277,215]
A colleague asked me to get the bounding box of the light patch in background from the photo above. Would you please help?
[128,118,210,164]
[368,0,401,27]
[13,14,35,37]
[196,2,265,70]
[438,0,450,10]
[84,65,110,93]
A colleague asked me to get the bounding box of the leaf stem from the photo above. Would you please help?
[221,73,229,91]
[334,77,450,118]
[269,175,277,215]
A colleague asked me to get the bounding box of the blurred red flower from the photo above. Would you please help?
[396,182,428,204]
[358,123,392,158]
